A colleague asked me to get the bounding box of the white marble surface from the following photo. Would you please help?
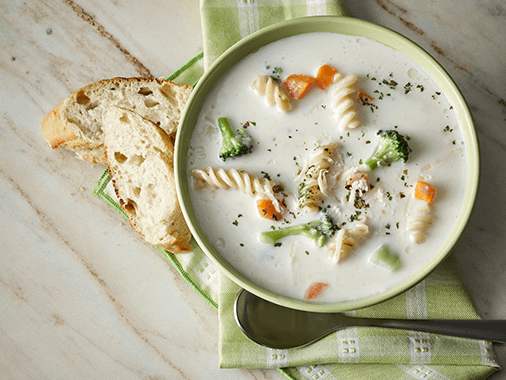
[0,0,504,379]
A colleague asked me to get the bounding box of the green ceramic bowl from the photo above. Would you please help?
[175,16,478,312]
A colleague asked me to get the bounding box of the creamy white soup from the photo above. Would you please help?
[187,32,466,303]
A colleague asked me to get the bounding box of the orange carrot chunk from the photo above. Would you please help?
[256,199,283,221]
[316,64,337,89]
[304,282,329,300]
[283,74,315,99]
[415,181,437,204]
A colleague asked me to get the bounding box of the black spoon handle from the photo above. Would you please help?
[360,318,506,343]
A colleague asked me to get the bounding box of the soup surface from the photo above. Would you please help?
[187,32,466,303]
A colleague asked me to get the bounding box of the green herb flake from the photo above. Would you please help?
[260,171,271,180]
[350,210,362,222]
[272,66,283,79]
[382,79,398,89]
[242,120,256,128]
[403,82,413,94]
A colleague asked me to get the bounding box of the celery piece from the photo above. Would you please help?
[370,245,401,271]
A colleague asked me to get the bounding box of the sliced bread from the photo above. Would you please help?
[103,107,191,253]
[42,77,191,165]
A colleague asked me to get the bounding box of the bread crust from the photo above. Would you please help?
[41,101,77,148]
[41,77,192,166]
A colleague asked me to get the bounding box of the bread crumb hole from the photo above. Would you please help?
[124,198,137,215]
[144,98,160,108]
[130,154,145,166]
[138,87,153,96]
[76,91,90,105]
[119,114,129,123]
[114,152,128,163]
[133,187,141,196]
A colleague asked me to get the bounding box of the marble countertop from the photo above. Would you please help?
[1,0,504,378]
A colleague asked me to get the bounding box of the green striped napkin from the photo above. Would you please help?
[200,0,345,67]
[94,1,500,378]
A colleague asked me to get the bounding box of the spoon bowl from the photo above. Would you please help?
[235,289,506,349]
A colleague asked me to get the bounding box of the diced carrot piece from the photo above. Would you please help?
[316,64,337,89]
[283,74,315,99]
[256,199,283,221]
[415,181,437,204]
[304,282,329,300]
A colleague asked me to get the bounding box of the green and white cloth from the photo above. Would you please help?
[95,1,500,378]
[200,0,345,67]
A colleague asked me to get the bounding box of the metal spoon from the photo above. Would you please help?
[234,289,506,349]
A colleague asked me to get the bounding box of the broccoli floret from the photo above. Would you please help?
[217,117,253,160]
[260,214,338,247]
[365,130,410,170]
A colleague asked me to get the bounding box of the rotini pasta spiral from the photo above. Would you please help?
[332,73,361,130]
[328,223,369,263]
[252,75,292,112]
[297,143,339,212]
[406,199,432,244]
[192,167,283,212]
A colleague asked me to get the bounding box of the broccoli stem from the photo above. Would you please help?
[260,218,335,247]
[365,142,389,170]
[260,224,310,245]
[217,117,234,141]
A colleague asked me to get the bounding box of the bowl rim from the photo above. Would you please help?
[174,16,479,312]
